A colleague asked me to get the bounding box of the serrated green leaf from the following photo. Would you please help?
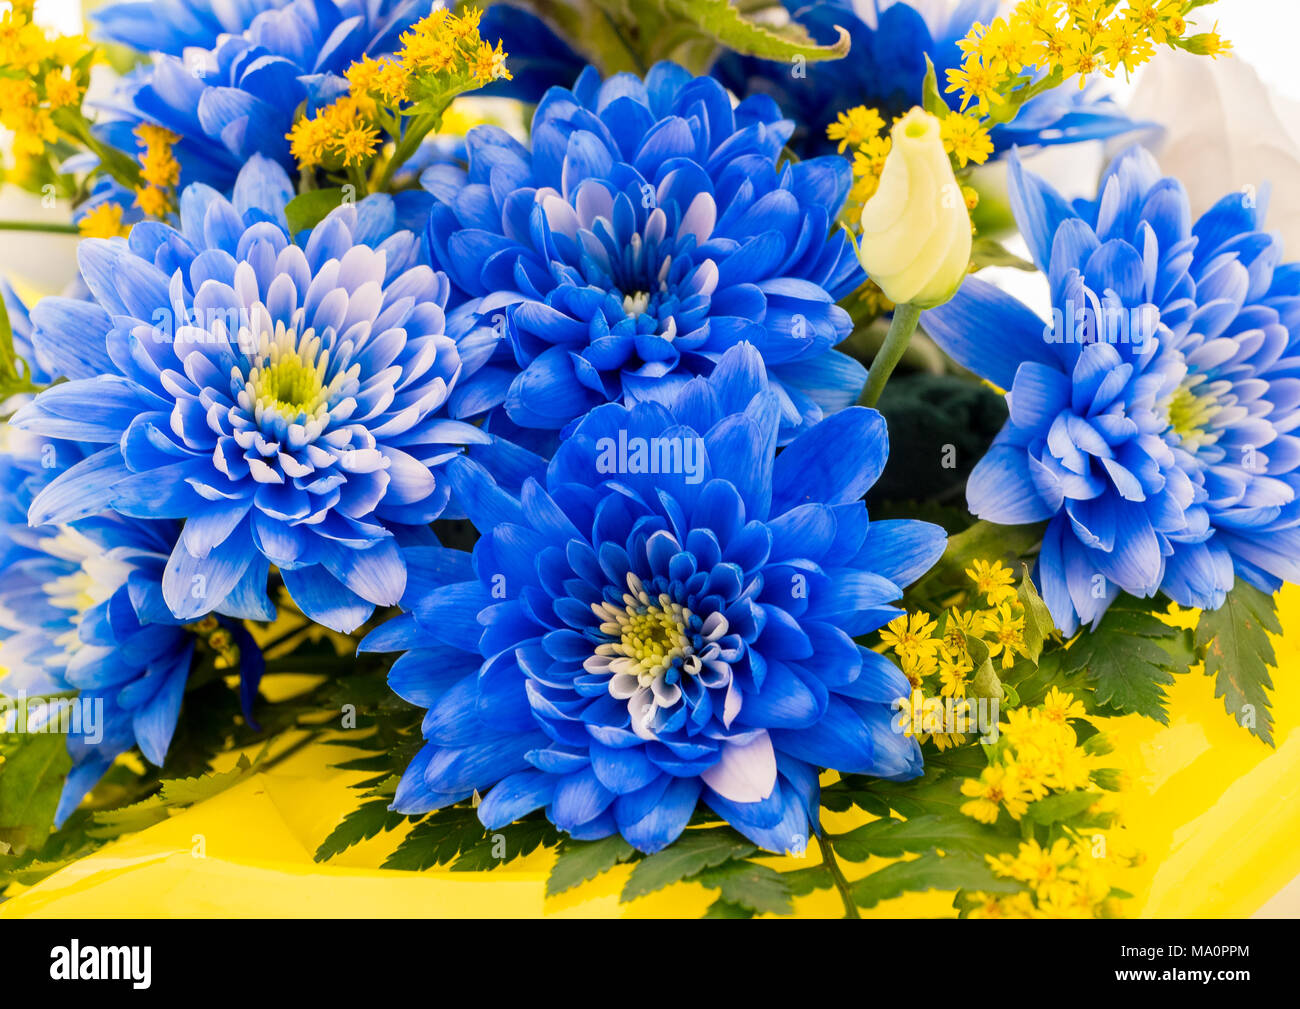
[158,752,256,806]
[87,795,170,838]
[1194,581,1279,744]
[381,807,485,871]
[0,733,71,855]
[850,851,1020,909]
[621,829,755,902]
[781,864,834,896]
[702,897,754,918]
[315,798,407,862]
[1060,599,1192,721]
[833,814,1015,862]
[693,860,793,915]
[546,833,637,896]
[450,816,560,872]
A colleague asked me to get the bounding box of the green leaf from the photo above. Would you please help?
[692,860,793,915]
[315,798,407,862]
[1194,581,1279,744]
[88,795,170,839]
[850,851,1020,909]
[621,829,755,902]
[910,520,1045,602]
[702,897,754,918]
[781,864,834,896]
[1024,789,1100,825]
[513,0,850,75]
[1017,564,1056,663]
[833,815,1014,862]
[547,833,637,896]
[966,634,1003,702]
[158,752,258,805]
[1059,598,1193,722]
[920,54,949,118]
[452,816,560,872]
[284,188,349,236]
[970,237,1038,271]
[660,0,850,64]
[381,807,485,871]
[0,733,71,856]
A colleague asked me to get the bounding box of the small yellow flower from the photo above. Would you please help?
[939,652,970,698]
[135,123,181,190]
[1098,21,1154,77]
[1040,686,1087,725]
[880,611,941,664]
[944,57,1004,113]
[826,105,885,153]
[979,17,1038,75]
[338,122,381,166]
[469,38,510,83]
[43,68,80,108]
[989,837,1077,887]
[965,559,1016,606]
[345,56,385,96]
[1058,31,1104,88]
[982,602,1030,669]
[133,184,171,219]
[374,59,412,103]
[960,763,1030,823]
[78,202,130,239]
[1196,21,1232,60]
[939,111,993,168]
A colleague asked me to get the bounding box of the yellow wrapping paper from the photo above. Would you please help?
[5,586,1300,918]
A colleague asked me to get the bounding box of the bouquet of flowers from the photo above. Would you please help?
[0,0,1283,920]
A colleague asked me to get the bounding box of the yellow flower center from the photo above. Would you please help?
[1163,375,1223,451]
[603,599,692,683]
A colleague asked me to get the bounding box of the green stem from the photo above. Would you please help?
[858,302,923,408]
[0,220,79,234]
[820,835,860,920]
[375,111,441,192]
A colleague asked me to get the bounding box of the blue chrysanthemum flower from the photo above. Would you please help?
[94,0,421,193]
[713,0,1135,159]
[91,0,293,55]
[12,156,487,633]
[425,62,866,443]
[924,146,1300,634]
[0,433,266,825]
[363,343,944,853]
[93,0,583,107]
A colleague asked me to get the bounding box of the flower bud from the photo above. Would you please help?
[856,107,971,308]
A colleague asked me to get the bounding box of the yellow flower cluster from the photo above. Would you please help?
[77,202,130,239]
[0,2,94,159]
[288,97,383,170]
[939,111,995,168]
[133,123,181,219]
[948,0,1229,115]
[959,687,1097,824]
[970,836,1127,918]
[287,7,510,175]
[881,560,1035,751]
[828,105,987,223]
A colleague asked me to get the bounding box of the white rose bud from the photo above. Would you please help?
[856,107,971,309]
